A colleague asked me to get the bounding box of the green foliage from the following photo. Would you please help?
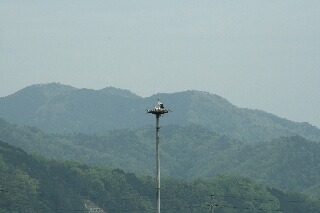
[0,155,39,213]
[1,140,320,212]
[269,188,320,213]
[1,118,320,197]
[220,136,320,196]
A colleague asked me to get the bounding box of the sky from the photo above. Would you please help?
[1,0,320,127]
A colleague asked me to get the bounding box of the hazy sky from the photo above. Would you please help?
[1,0,320,127]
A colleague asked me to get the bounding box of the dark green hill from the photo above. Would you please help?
[0,83,320,142]
[1,118,320,197]
[1,140,320,213]
[194,135,320,196]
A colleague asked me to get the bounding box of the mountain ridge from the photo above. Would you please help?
[0,83,319,142]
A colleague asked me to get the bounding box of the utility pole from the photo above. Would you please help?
[147,99,170,213]
[207,195,215,213]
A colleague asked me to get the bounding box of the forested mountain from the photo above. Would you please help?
[1,83,320,211]
[1,118,320,197]
[0,83,320,142]
[1,140,320,213]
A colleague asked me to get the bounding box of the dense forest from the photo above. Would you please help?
[1,118,320,197]
[1,140,320,213]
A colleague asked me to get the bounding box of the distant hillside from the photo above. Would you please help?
[0,83,320,142]
[192,135,320,195]
[1,118,320,197]
[1,140,320,213]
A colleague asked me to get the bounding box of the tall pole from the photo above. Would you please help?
[210,195,214,213]
[147,99,170,213]
[156,114,161,213]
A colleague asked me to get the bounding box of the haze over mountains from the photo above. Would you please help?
[2,0,320,211]
[1,83,320,198]
[0,83,319,142]
[1,82,320,212]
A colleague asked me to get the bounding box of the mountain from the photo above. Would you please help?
[0,83,143,133]
[0,83,320,142]
[1,118,320,197]
[193,135,320,195]
[1,140,320,213]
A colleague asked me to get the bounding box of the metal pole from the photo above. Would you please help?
[210,195,214,213]
[147,100,170,213]
[156,114,160,213]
